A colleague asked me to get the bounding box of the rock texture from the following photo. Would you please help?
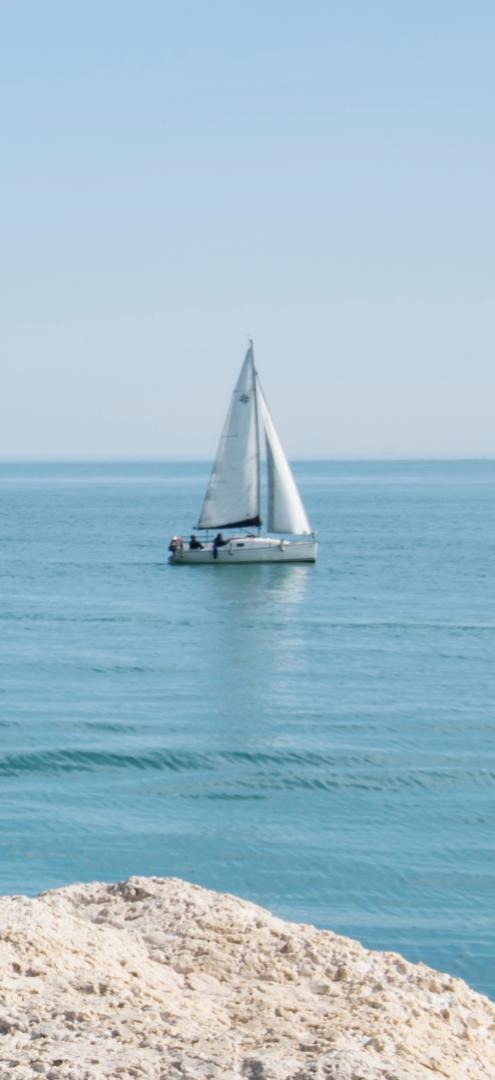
[0,876,493,1079]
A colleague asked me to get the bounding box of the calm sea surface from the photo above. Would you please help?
[0,460,494,998]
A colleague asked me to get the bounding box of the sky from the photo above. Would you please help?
[1,0,494,458]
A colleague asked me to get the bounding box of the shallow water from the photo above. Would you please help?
[0,460,494,998]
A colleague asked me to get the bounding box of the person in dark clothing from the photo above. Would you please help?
[212,532,227,559]
[189,534,203,549]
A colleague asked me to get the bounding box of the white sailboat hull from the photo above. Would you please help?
[169,535,317,564]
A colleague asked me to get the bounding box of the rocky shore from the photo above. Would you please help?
[0,876,493,1079]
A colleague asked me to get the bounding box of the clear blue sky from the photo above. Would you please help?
[1,1,494,458]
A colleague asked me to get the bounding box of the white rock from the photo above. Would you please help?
[0,876,492,1078]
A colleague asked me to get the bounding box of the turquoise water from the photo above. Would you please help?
[1,460,494,999]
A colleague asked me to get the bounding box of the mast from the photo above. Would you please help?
[250,340,262,533]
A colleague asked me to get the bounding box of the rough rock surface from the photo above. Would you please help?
[0,876,493,1079]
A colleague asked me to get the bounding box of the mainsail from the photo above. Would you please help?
[196,344,261,530]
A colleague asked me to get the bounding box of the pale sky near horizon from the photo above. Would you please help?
[1,1,494,459]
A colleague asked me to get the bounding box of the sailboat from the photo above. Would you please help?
[168,342,317,564]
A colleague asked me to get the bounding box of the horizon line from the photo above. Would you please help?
[1,454,495,465]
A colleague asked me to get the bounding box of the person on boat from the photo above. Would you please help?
[189,534,203,549]
[212,532,227,559]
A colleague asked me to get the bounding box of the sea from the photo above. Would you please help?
[0,460,494,1000]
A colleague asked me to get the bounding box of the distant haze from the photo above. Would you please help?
[1,2,494,459]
